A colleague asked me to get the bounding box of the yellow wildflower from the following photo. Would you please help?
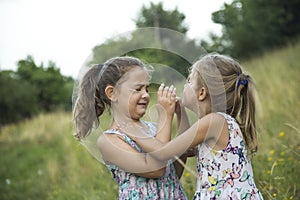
[268,157,273,161]
[269,150,275,155]
[273,193,277,197]
[279,131,285,137]
[185,172,191,177]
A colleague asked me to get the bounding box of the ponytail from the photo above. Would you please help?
[73,64,105,140]
[233,73,258,154]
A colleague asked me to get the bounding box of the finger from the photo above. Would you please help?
[172,87,177,97]
[167,85,174,99]
[157,83,164,96]
[170,87,177,101]
[162,86,169,97]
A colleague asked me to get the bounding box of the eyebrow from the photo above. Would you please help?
[134,83,150,87]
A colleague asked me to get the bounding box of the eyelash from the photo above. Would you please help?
[135,87,149,92]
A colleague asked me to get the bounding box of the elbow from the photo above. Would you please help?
[155,167,166,178]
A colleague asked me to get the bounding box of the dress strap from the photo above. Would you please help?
[103,129,142,152]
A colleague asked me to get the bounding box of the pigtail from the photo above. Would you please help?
[236,74,258,154]
[73,64,105,140]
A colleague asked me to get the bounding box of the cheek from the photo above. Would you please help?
[128,93,140,104]
[183,84,198,105]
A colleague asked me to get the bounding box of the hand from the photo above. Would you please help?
[157,83,177,117]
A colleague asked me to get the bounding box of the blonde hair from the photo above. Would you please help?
[73,56,147,140]
[192,53,258,153]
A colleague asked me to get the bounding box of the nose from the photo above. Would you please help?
[142,90,150,99]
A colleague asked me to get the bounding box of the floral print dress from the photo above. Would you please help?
[104,121,187,200]
[193,112,264,200]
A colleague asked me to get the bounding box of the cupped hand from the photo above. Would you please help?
[157,83,177,117]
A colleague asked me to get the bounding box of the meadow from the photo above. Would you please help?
[1,40,300,199]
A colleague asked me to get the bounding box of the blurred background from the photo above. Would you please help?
[1,0,299,199]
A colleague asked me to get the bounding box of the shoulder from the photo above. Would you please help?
[199,112,226,127]
[97,131,139,154]
[197,113,228,138]
[97,131,123,151]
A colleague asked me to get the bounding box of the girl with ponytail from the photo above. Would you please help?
[124,54,264,199]
[73,56,187,199]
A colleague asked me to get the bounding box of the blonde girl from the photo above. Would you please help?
[124,54,264,199]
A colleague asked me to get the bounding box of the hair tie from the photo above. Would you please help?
[237,73,248,87]
[97,64,107,81]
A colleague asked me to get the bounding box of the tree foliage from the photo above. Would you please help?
[0,56,73,126]
[91,2,204,78]
[0,70,38,125]
[203,0,300,59]
[135,2,188,34]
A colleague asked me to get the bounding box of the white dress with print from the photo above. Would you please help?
[193,112,264,200]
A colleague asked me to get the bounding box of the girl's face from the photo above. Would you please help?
[113,66,150,120]
[182,70,200,114]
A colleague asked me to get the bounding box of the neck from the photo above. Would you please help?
[110,115,142,130]
[198,101,211,119]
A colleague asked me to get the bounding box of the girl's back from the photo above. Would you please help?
[194,112,263,199]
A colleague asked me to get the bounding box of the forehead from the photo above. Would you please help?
[121,66,150,85]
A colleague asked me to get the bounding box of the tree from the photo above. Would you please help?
[0,56,74,126]
[91,2,204,79]
[204,0,300,59]
[135,2,188,34]
[0,70,38,125]
[17,56,73,111]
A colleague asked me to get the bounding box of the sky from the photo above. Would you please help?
[0,0,231,78]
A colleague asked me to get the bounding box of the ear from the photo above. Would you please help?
[105,85,117,101]
[198,86,207,101]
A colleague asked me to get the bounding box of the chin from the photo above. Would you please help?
[131,113,145,120]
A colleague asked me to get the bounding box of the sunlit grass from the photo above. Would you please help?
[242,40,300,199]
[1,40,300,199]
[0,112,117,200]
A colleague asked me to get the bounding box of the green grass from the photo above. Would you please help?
[1,40,300,199]
[0,113,117,200]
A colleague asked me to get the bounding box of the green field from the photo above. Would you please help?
[1,41,300,199]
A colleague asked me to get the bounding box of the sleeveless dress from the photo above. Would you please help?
[103,121,187,200]
[193,112,263,200]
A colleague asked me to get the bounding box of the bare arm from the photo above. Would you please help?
[173,100,191,178]
[98,134,167,178]
[131,113,227,162]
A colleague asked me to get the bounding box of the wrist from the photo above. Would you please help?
[158,114,174,123]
